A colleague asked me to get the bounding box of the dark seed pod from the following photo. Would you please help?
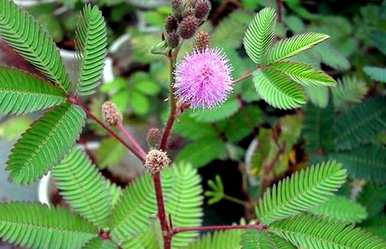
[194,31,209,50]
[171,0,184,17]
[194,0,211,19]
[178,15,199,39]
[146,128,161,148]
[166,32,180,48]
[165,15,178,33]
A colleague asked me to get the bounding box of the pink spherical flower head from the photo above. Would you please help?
[175,48,233,109]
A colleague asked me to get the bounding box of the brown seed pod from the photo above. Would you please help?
[178,15,199,39]
[194,0,211,19]
[166,32,180,48]
[165,15,178,33]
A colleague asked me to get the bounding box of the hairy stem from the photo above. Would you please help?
[154,48,180,249]
[232,71,253,84]
[223,194,247,207]
[69,97,146,162]
[116,121,147,160]
[172,223,266,235]
[159,50,179,151]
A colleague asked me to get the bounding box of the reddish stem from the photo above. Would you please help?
[154,48,179,249]
[70,97,146,162]
[116,121,147,160]
[153,172,172,248]
[231,71,253,85]
[172,223,266,235]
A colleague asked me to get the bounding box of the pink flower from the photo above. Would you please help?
[175,48,233,109]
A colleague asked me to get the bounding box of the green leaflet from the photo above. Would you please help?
[110,163,203,248]
[6,103,86,184]
[334,97,386,150]
[309,196,367,223]
[331,76,368,109]
[0,0,71,92]
[256,161,347,225]
[76,5,107,96]
[243,8,276,64]
[0,67,66,114]
[189,99,241,123]
[363,66,386,83]
[0,202,96,249]
[253,69,305,110]
[212,10,253,49]
[302,102,335,156]
[269,61,336,87]
[270,214,386,249]
[241,230,295,249]
[264,33,329,64]
[52,148,112,229]
[175,137,226,168]
[185,230,241,249]
[332,144,386,183]
[82,238,116,249]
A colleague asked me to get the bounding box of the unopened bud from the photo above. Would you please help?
[147,128,161,148]
[166,32,180,48]
[102,101,121,126]
[195,0,211,19]
[194,31,209,50]
[171,0,184,17]
[165,15,178,33]
[144,149,171,174]
[178,15,199,39]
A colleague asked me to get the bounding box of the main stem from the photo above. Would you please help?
[154,49,179,249]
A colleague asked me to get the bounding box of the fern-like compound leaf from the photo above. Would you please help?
[0,0,71,92]
[52,148,112,229]
[82,238,116,249]
[244,8,276,64]
[265,33,329,64]
[0,67,66,114]
[302,102,335,156]
[331,76,368,109]
[111,163,203,248]
[309,196,367,223]
[363,66,386,83]
[332,144,386,183]
[0,202,97,249]
[164,164,203,248]
[76,5,107,96]
[334,97,386,150]
[256,161,347,225]
[185,230,241,249]
[253,69,305,109]
[270,214,386,249]
[110,170,157,243]
[270,62,336,87]
[6,103,86,184]
[241,230,295,249]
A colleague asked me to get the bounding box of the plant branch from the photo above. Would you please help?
[223,194,247,207]
[154,47,181,249]
[153,172,171,248]
[232,71,253,84]
[116,121,147,160]
[172,223,266,235]
[159,48,179,151]
[69,97,146,162]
